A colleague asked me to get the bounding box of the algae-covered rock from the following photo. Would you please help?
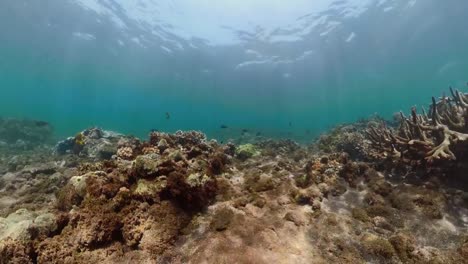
[413,194,444,219]
[132,154,175,178]
[0,209,54,242]
[235,144,261,161]
[133,154,160,177]
[369,178,393,197]
[211,206,234,231]
[459,236,468,259]
[186,173,211,187]
[245,173,275,192]
[0,237,35,264]
[284,211,306,226]
[69,171,106,197]
[56,171,106,210]
[365,204,393,218]
[389,233,416,262]
[54,127,134,160]
[315,122,371,160]
[293,186,323,205]
[166,171,218,211]
[388,192,414,211]
[56,184,83,211]
[31,213,57,237]
[361,233,396,258]
[93,140,118,160]
[0,209,34,241]
[133,178,167,201]
[351,207,370,222]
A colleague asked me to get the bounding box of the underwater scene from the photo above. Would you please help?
[1,0,468,263]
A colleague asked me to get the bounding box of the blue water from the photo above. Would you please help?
[1,0,468,142]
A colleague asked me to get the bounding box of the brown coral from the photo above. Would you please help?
[116,146,133,160]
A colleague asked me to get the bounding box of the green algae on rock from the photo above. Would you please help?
[235,143,261,160]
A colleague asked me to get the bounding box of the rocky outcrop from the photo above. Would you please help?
[0,117,54,150]
[55,127,138,160]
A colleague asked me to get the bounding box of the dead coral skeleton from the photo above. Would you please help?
[366,86,468,162]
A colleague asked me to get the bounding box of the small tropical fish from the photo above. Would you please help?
[35,121,49,127]
[165,112,170,120]
[220,124,228,129]
[241,129,249,136]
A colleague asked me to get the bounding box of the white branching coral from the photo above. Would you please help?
[367,86,468,162]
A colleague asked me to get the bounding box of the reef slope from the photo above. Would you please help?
[0,117,467,263]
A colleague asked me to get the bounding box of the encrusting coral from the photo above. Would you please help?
[367,85,468,163]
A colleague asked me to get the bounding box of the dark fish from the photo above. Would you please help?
[35,121,49,127]
[165,112,170,120]
[305,129,311,135]
[241,129,250,136]
[289,122,292,127]
[256,132,262,136]
[150,129,159,132]
[220,124,228,129]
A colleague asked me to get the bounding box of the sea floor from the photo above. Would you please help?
[0,119,467,264]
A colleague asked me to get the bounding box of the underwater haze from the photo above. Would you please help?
[3,1,468,263]
[1,0,468,141]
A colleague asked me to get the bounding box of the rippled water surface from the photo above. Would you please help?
[1,0,467,141]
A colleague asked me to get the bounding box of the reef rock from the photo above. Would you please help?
[0,209,56,242]
[55,127,138,160]
[0,117,54,149]
[235,143,261,160]
[315,118,375,160]
[1,126,467,263]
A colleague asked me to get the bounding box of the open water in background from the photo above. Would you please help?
[1,0,467,142]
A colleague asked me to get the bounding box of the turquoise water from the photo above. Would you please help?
[1,0,468,142]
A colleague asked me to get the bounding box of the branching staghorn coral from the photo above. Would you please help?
[366,86,468,163]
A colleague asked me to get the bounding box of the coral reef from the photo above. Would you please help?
[0,123,467,263]
[315,117,382,161]
[1,130,231,263]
